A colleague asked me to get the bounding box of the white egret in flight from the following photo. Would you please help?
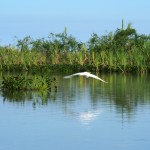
[63,72,108,83]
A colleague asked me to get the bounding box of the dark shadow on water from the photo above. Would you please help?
[1,90,57,107]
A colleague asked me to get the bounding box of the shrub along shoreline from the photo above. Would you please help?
[1,21,150,73]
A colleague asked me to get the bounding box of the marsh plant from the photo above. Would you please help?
[2,75,57,92]
[0,21,150,73]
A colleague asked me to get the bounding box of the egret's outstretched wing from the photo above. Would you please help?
[64,72,108,83]
[63,73,81,78]
[88,73,108,83]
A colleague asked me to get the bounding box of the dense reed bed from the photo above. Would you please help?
[0,23,150,73]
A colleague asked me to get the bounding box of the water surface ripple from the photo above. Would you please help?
[0,73,150,150]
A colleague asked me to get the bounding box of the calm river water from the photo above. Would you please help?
[0,73,150,150]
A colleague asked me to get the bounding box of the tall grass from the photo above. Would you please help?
[0,22,150,73]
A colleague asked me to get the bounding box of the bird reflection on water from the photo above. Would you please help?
[64,107,102,125]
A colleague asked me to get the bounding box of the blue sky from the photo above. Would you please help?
[0,0,150,45]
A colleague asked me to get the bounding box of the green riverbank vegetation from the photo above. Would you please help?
[2,74,57,91]
[0,21,150,73]
[0,73,58,103]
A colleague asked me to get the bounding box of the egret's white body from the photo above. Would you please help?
[63,72,108,83]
